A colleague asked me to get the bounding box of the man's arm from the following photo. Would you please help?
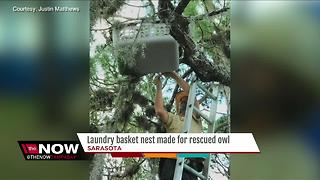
[166,71,190,93]
[164,72,200,109]
[154,75,169,124]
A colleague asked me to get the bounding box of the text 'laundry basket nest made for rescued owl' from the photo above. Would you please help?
[112,23,179,76]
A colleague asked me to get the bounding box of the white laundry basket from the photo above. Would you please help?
[113,23,179,76]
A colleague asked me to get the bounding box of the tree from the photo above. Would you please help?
[89,0,230,179]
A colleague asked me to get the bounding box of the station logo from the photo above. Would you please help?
[18,141,87,160]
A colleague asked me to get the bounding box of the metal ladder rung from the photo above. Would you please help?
[193,107,212,124]
[173,157,185,180]
[184,164,206,180]
[174,74,220,180]
[196,82,216,100]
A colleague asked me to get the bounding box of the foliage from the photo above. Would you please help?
[215,115,230,133]
[116,42,146,76]
[183,0,200,17]
[89,0,230,179]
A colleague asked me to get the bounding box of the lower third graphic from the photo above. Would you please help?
[18,141,87,160]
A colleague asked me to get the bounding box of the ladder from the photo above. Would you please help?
[173,75,219,180]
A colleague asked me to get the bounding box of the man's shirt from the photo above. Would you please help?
[165,112,202,133]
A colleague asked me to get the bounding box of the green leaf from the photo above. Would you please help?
[183,0,201,17]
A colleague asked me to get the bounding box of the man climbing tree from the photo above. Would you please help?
[154,71,204,180]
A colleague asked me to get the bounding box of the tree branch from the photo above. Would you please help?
[183,56,230,85]
[123,2,150,8]
[158,0,174,19]
[208,7,230,16]
[192,7,230,21]
[158,1,231,86]
[175,0,191,14]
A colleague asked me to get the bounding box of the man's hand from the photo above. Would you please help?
[154,74,163,87]
[162,71,190,93]
[162,71,178,79]
[154,74,169,124]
